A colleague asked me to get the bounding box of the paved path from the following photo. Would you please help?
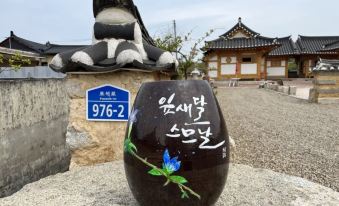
[217,87,339,191]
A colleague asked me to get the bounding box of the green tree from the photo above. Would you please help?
[0,52,31,73]
[0,54,3,65]
[154,29,214,80]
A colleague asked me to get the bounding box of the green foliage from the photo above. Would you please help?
[179,185,190,199]
[195,62,208,75]
[8,52,31,70]
[148,168,163,176]
[154,29,214,79]
[154,34,183,53]
[0,54,3,65]
[169,176,188,184]
[181,190,189,199]
[0,52,31,72]
[288,58,298,71]
[124,138,137,154]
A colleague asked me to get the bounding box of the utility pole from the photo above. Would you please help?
[173,20,178,59]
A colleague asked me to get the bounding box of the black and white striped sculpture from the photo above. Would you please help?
[50,0,177,73]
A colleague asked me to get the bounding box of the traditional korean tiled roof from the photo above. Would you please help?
[205,18,280,51]
[206,36,280,50]
[0,31,87,55]
[0,32,48,54]
[321,40,339,52]
[313,58,339,72]
[296,35,339,54]
[43,44,87,55]
[220,17,260,39]
[268,36,299,56]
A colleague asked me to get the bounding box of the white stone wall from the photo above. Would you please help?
[0,79,70,197]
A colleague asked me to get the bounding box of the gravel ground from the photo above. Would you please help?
[1,161,338,206]
[217,87,339,191]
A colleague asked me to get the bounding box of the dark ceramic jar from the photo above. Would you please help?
[124,80,230,206]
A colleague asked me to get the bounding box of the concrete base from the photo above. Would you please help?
[1,161,338,206]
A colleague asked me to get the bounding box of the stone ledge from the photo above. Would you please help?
[1,161,338,206]
[318,98,339,104]
[314,80,337,85]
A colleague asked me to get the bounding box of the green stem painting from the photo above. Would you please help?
[124,110,201,200]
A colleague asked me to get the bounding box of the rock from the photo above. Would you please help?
[278,86,284,93]
[290,86,297,95]
[309,88,317,103]
[282,86,290,94]
[276,79,284,86]
[271,84,279,91]
[66,126,92,151]
[1,161,338,206]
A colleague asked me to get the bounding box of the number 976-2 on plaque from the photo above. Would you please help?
[86,85,130,122]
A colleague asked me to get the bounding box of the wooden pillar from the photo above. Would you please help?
[217,53,221,80]
[264,57,268,80]
[236,53,241,78]
[257,53,262,80]
[285,57,288,78]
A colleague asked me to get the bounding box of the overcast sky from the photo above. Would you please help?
[1,0,338,46]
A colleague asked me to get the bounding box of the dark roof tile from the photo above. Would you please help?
[296,36,339,54]
[220,18,260,39]
[321,40,339,52]
[206,36,280,50]
[269,36,299,56]
[43,45,87,54]
[0,32,88,55]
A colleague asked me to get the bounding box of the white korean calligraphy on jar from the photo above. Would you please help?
[159,93,226,150]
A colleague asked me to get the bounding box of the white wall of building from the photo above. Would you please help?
[241,64,257,74]
[267,67,285,76]
[208,62,218,78]
[221,64,236,75]
[209,71,218,78]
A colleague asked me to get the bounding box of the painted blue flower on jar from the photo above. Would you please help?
[163,149,181,174]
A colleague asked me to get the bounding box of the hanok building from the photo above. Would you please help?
[296,36,339,77]
[322,40,339,52]
[0,31,86,66]
[204,18,298,80]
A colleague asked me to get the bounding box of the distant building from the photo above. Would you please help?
[204,18,339,80]
[0,31,87,66]
[296,36,339,77]
[321,41,339,52]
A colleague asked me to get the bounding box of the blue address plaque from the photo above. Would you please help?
[86,85,130,121]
